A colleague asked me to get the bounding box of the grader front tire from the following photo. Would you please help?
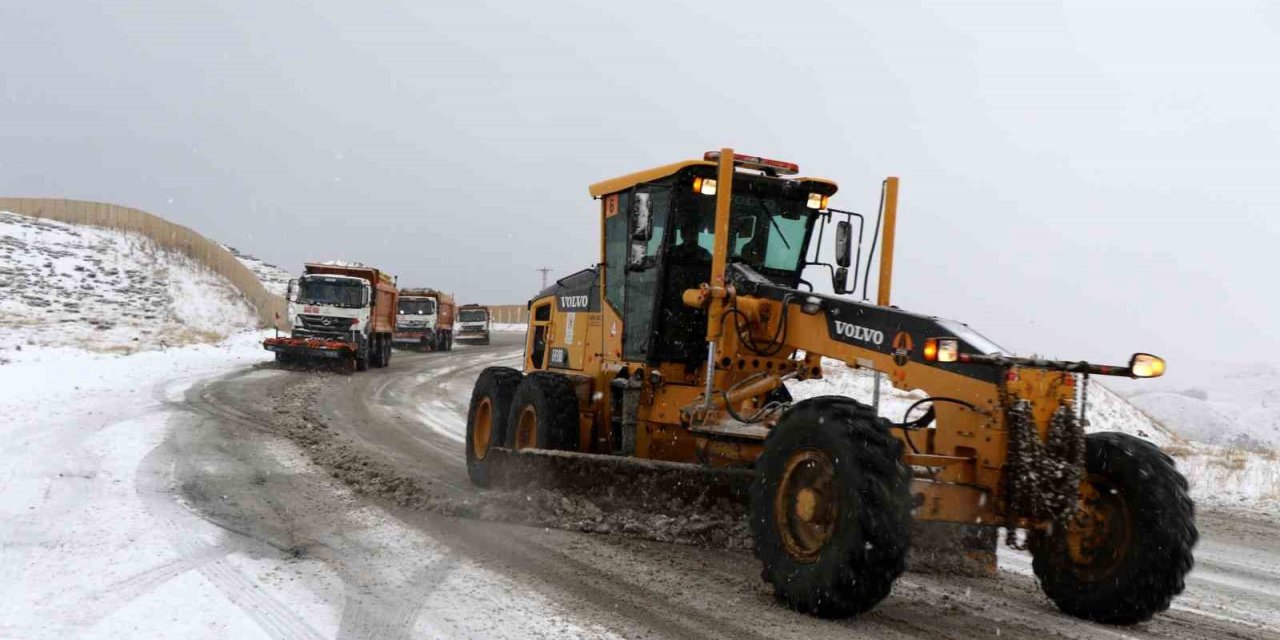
[465,367,524,487]
[1029,432,1197,624]
[750,396,913,618]
[506,372,579,451]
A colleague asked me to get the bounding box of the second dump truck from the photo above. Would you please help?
[264,262,397,371]
[395,288,455,351]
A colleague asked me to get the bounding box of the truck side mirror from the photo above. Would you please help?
[286,278,298,302]
[363,285,372,307]
[835,220,852,268]
[631,192,653,241]
[833,266,850,294]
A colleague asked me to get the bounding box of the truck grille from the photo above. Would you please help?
[295,314,355,337]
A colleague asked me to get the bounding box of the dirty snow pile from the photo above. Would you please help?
[0,211,258,361]
[221,244,291,297]
[794,359,1280,510]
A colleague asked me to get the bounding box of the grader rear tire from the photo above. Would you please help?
[465,367,524,487]
[506,372,579,451]
[750,396,912,618]
[1029,432,1196,624]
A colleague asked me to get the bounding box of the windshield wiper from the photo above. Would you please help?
[755,198,792,250]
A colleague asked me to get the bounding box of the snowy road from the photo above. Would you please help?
[5,333,1279,638]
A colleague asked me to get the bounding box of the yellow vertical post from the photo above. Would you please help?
[706,147,735,341]
[877,177,900,307]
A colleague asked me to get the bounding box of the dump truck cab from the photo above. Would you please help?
[455,304,491,345]
[395,288,455,351]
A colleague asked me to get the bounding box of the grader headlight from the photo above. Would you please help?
[1129,353,1166,378]
[923,338,960,363]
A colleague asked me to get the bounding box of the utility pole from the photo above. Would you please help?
[536,267,552,289]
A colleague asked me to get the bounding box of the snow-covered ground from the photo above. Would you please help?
[221,244,292,297]
[0,333,612,639]
[792,359,1280,511]
[0,211,258,360]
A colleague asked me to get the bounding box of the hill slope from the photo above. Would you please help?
[0,211,257,359]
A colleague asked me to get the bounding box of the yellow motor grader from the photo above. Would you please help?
[465,149,1195,623]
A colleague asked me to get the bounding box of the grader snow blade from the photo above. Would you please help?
[466,148,1192,623]
[484,446,998,574]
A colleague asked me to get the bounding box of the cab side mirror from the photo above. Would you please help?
[286,278,298,303]
[833,267,850,294]
[631,192,654,241]
[628,192,656,270]
[363,285,372,307]
[835,220,852,268]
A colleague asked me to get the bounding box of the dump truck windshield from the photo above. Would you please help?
[459,309,487,322]
[398,299,436,315]
[297,277,364,308]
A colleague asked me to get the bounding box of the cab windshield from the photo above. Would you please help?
[459,309,488,322]
[398,299,436,315]
[681,190,816,276]
[296,277,364,308]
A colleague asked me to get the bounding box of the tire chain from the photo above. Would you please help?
[1003,398,1086,549]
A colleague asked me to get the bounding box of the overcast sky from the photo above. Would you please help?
[3,1,1278,383]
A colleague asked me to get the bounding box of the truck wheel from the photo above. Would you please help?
[355,342,369,371]
[369,336,384,368]
[466,367,524,487]
[750,396,912,618]
[1029,432,1196,624]
[446,334,453,351]
[382,337,392,367]
[506,372,579,451]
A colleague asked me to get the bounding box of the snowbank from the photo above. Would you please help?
[0,211,258,359]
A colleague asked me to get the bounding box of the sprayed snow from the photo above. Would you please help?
[0,211,257,360]
[491,322,528,332]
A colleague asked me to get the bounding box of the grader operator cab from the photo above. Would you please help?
[465,149,1194,624]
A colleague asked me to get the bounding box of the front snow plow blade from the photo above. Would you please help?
[486,447,754,512]
[263,336,355,360]
[482,447,997,575]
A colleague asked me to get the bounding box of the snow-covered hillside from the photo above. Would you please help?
[0,211,257,360]
[793,359,1279,510]
[1120,363,1280,452]
[222,244,291,297]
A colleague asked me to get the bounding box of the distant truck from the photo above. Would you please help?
[394,288,455,351]
[264,262,398,371]
[455,304,491,345]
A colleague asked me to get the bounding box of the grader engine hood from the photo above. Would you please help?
[729,264,1006,384]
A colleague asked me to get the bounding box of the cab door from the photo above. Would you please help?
[605,185,670,363]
